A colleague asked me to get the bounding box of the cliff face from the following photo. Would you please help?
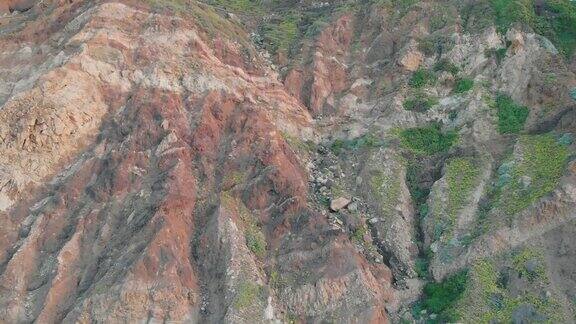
[0,0,575,323]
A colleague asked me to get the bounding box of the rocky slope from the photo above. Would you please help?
[0,0,575,323]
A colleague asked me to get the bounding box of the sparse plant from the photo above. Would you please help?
[454,78,474,94]
[434,59,459,75]
[235,282,263,309]
[330,133,384,155]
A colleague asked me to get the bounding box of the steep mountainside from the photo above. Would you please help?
[0,0,575,323]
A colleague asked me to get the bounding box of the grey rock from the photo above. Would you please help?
[524,259,539,274]
[347,202,358,212]
[330,197,351,212]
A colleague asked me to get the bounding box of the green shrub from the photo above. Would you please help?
[304,18,330,37]
[454,78,474,94]
[495,94,529,134]
[403,93,439,112]
[245,226,266,257]
[409,68,436,88]
[351,225,369,243]
[400,124,457,155]
[570,87,576,100]
[261,14,299,54]
[433,59,459,75]
[422,270,469,321]
[418,35,455,57]
[415,258,430,278]
[429,10,452,31]
[495,47,508,62]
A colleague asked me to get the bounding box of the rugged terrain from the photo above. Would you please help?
[0,0,575,323]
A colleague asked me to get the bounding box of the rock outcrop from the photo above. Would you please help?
[1,0,576,323]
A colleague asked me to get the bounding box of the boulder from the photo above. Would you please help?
[330,197,351,211]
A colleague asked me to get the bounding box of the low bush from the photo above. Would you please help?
[422,270,469,321]
[400,124,457,155]
[261,14,299,54]
[433,59,459,75]
[403,93,439,112]
[454,78,474,94]
[409,68,436,88]
[495,94,529,134]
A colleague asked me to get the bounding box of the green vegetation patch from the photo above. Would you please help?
[491,0,576,58]
[446,158,481,224]
[420,270,469,322]
[370,170,401,212]
[418,35,455,57]
[429,5,455,32]
[491,0,537,32]
[428,158,481,242]
[454,258,562,323]
[399,124,457,155]
[245,226,266,257]
[433,59,459,75]
[453,78,474,94]
[351,224,369,243]
[414,257,430,278]
[495,94,529,134]
[330,133,385,155]
[260,14,299,55]
[234,281,264,309]
[143,0,190,12]
[499,134,569,215]
[408,68,437,88]
[512,248,547,282]
[221,192,267,257]
[403,93,439,112]
[281,131,315,154]
[209,0,264,13]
